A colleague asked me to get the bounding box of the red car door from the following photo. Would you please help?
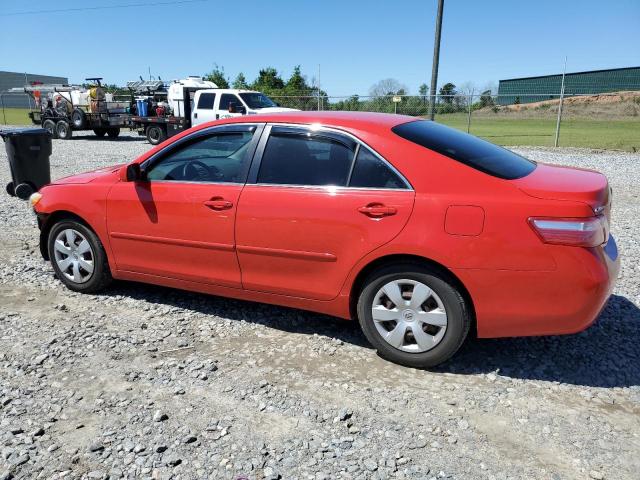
[235,125,415,300]
[107,124,262,288]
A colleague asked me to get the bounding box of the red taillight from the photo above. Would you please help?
[528,216,609,247]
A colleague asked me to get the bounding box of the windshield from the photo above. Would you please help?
[239,92,277,109]
[392,120,536,180]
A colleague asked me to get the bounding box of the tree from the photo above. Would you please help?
[479,89,494,108]
[204,64,229,88]
[286,65,309,94]
[232,72,248,89]
[369,78,408,97]
[418,83,429,96]
[439,82,457,104]
[252,67,285,93]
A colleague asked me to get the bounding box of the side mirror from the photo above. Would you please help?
[124,163,144,182]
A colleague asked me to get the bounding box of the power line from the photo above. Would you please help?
[0,0,208,17]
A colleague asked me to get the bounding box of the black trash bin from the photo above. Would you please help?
[1,128,52,200]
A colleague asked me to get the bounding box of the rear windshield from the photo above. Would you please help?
[392,120,536,179]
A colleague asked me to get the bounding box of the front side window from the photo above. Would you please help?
[219,94,243,111]
[197,93,216,109]
[146,129,255,183]
[349,146,407,189]
[239,92,277,109]
[257,131,355,186]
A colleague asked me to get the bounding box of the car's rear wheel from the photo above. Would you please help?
[47,220,112,293]
[357,263,471,368]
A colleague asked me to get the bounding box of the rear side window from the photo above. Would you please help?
[392,120,536,179]
[349,147,407,189]
[258,132,355,186]
[197,93,215,109]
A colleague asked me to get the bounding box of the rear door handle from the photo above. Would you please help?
[204,197,233,211]
[358,203,397,218]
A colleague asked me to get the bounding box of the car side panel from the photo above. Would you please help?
[235,185,415,300]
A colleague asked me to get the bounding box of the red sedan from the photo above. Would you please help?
[30,112,620,368]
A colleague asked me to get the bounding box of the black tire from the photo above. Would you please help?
[71,108,86,129]
[93,128,107,138]
[356,263,471,368]
[47,219,112,293]
[146,124,166,145]
[106,128,120,139]
[55,120,72,140]
[43,119,57,138]
[6,182,15,196]
[14,182,35,200]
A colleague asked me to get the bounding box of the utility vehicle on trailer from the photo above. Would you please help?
[13,78,129,139]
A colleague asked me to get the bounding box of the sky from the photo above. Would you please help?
[1,0,639,97]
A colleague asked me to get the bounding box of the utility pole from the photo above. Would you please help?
[429,0,445,121]
[317,64,321,111]
[554,56,567,148]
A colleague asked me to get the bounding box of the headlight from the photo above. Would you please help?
[29,192,43,207]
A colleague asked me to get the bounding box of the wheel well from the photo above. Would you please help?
[349,254,477,335]
[39,210,92,260]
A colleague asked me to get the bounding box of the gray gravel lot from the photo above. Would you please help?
[0,131,639,480]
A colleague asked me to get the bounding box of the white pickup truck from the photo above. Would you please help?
[132,83,297,145]
[191,89,296,126]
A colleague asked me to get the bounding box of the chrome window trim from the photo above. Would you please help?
[251,122,413,191]
[247,183,413,192]
[143,180,245,186]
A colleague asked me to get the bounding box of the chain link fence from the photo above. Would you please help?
[2,90,638,151]
[270,92,640,151]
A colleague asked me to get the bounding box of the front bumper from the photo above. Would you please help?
[454,235,621,338]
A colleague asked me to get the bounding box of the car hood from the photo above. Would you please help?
[513,163,609,211]
[51,164,125,185]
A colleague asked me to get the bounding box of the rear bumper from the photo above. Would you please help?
[455,235,620,338]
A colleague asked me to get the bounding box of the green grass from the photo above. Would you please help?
[0,108,32,126]
[436,113,639,151]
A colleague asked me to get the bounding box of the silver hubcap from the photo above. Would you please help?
[53,229,94,283]
[372,279,448,353]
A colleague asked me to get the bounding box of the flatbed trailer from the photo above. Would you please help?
[129,114,190,145]
[128,85,200,145]
[28,109,128,139]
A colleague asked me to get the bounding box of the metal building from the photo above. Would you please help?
[497,66,640,105]
[0,71,69,108]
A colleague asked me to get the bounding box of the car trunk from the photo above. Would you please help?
[513,163,610,214]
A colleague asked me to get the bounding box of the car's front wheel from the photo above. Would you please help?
[47,220,112,293]
[357,263,471,368]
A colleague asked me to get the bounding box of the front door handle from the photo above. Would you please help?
[204,197,233,211]
[358,203,397,218]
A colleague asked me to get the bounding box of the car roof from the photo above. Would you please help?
[206,111,417,132]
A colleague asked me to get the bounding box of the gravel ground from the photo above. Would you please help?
[0,131,639,480]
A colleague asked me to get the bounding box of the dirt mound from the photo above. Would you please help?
[478,91,640,119]
[507,91,640,111]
